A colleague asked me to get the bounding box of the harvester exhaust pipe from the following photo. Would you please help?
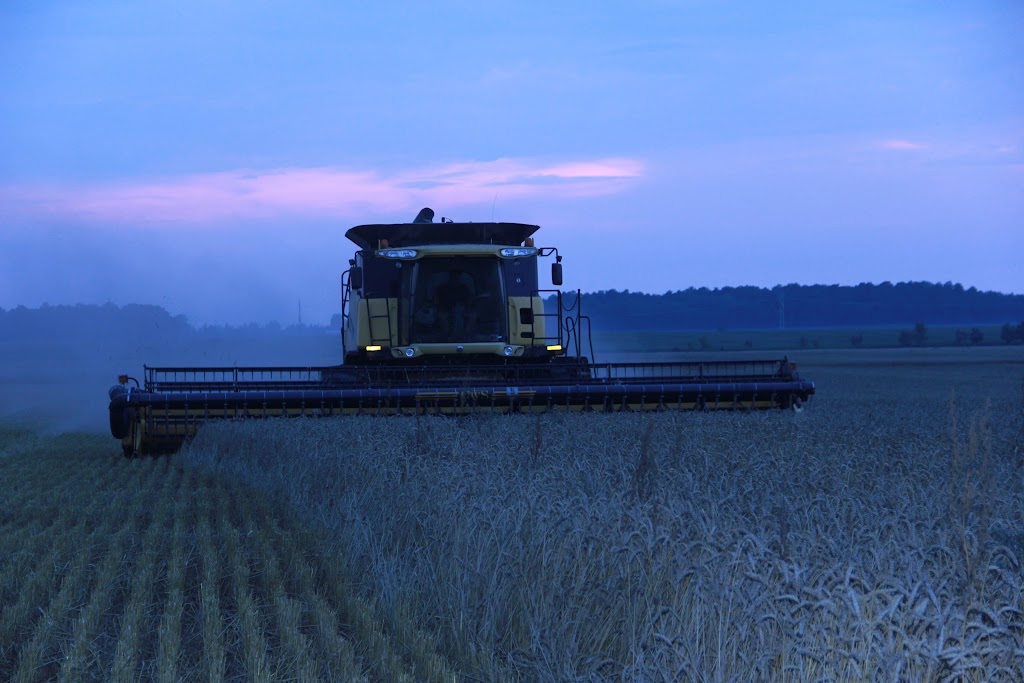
[413,207,435,223]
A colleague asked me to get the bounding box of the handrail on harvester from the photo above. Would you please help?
[142,358,800,391]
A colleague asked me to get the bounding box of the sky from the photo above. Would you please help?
[1,1,1021,325]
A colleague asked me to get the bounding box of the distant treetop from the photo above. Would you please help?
[567,281,1024,331]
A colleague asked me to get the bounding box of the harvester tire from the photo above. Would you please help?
[109,403,131,440]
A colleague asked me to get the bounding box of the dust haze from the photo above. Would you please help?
[0,306,344,435]
[0,223,348,327]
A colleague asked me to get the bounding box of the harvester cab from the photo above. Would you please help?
[340,207,577,365]
[108,208,815,457]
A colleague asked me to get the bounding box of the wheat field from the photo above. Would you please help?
[2,348,1022,681]
[0,432,461,682]
[182,350,1024,682]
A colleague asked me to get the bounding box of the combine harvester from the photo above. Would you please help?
[109,208,815,456]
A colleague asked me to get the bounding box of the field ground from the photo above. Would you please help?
[591,323,1012,354]
[1,346,1023,681]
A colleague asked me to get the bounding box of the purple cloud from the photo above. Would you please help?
[0,158,644,226]
[879,139,928,151]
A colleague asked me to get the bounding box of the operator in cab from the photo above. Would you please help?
[435,270,475,337]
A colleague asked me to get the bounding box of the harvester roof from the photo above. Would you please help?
[346,221,540,250]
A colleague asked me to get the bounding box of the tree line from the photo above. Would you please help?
[568,281,1024,331]
[3,280,1024,343]
[0,303,323,344]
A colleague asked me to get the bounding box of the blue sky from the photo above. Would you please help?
[1,1,1021,324]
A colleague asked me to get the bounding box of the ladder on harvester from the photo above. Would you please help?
[365,297,394,348]
[531,289,593,360]
[340,270,396,355]
[529,290,563,350]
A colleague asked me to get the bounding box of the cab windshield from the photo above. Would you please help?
[405,257,506,344]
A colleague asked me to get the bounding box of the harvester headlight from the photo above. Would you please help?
[500,247,538,258]
[378,249,418,259]
[503,345,515,356]
[546,344,563,352]
[365,345,382,352]
[405,347,416,358]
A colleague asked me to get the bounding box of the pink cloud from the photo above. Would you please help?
[0,157,644,225]
[879,139,927,151]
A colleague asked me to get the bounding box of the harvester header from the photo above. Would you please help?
[108,208,815,456]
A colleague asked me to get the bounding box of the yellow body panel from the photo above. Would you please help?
[345,294,398,350]
[507,295,548,347]
[390,342,524,357]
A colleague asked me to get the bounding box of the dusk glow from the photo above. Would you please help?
[879,140,928,151]
[1,158,644,224]
[1,1,1021,324]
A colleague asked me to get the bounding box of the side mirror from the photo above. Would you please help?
[349,266,363,290]
[551,261,563,287]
